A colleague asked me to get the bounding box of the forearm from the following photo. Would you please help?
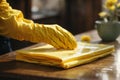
[0,0,77,49]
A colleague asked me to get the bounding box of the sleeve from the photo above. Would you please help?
[0,0,77,49]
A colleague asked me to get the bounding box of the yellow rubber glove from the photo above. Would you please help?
[0,0,77,49]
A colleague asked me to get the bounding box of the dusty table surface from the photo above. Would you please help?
[0,30,120,80]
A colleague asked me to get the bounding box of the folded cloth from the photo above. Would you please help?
[16,42,115,69]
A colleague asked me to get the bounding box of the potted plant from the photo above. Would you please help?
[95,0,120,42]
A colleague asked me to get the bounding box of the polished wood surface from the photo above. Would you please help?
[0,30,120,80]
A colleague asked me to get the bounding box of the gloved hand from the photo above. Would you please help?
[0,0,77,49]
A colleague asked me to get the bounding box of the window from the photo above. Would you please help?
[31,0,61,19]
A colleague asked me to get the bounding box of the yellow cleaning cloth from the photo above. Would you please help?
[16,42,115,69]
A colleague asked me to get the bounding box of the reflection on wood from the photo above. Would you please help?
[0,30,120,80]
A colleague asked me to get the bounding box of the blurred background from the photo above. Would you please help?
[6,0,102,50]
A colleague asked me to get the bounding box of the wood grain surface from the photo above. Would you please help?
[0,30,120,80]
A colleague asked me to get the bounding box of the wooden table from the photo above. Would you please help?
[0,30,120,80]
